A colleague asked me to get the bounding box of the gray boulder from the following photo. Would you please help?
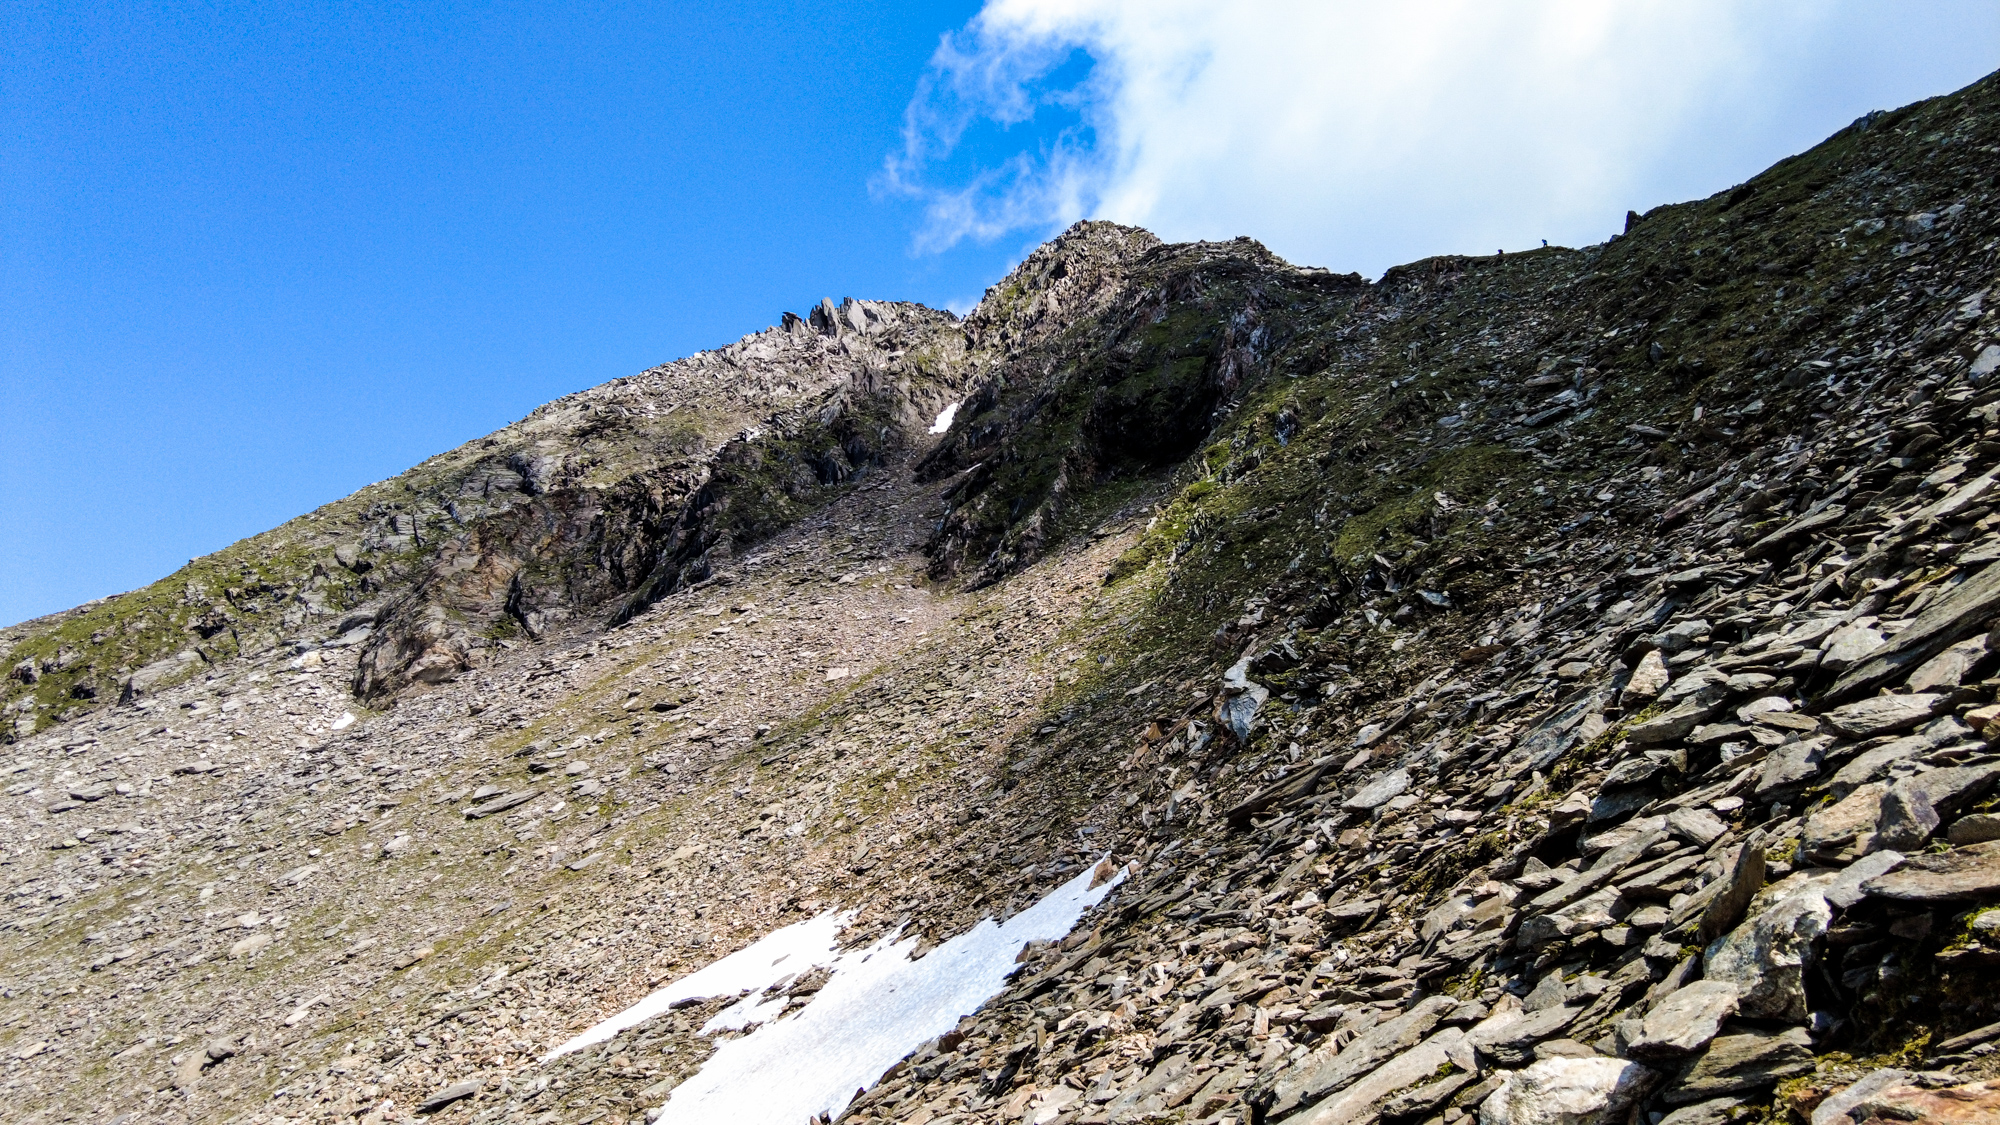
[1478,1056,1657,1125]
[1948,813,2000,846]
[1801,782,1888,864]
[1803,775,1943,859]
[1217,682,1269,743]
[1623,650,1670,706]
[1695,834,1767,944]
[1874,779,1940,851]
[1702,874,1832,1021]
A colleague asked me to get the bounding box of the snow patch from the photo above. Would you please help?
[550,860,1125,1124]
[544,911,846,1060]
[929,401,960,434]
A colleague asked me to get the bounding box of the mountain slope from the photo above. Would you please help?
[2,69,2000,1125]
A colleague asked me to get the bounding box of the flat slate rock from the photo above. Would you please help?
[1342,768,1411,811]
[1811,1068,1910,1125]
[1825,561,2000,704]
[1268,995,1455,1117]
[1839,1079,2000,1125]
[1861,839,2000,902]
[1745,506,1847,560]
[1821,693,1944,739]
[1627,980,1740,1061]
[1905,763,2000,819]
[1664,1026,1813,1104]
[464,790,539,819]
[1468,1003,1585,1067]
[418,1078,484,1112]
[1659,1097,1749,1125]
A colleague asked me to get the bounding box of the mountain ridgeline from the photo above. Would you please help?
[3,70,2000,1125]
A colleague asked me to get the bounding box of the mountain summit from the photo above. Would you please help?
[5,70,2000,1125]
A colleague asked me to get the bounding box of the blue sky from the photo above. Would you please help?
[4,2,1996,626]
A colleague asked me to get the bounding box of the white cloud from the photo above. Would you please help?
[883,0,1999,276]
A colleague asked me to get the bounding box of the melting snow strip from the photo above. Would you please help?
[929,401,960,434]
[549,859,1125,1124]
[543,910,849,1062]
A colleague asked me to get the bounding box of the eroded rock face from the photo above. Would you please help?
[7,66,2000,1125]
[351,306,975,702]
[917,223,1366,587]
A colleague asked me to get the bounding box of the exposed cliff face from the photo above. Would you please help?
[344,297,978,704]
[918,226,1366,587]
[3,68,2000,1125]
[1,298,969,722]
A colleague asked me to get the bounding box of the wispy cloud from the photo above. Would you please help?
[879,9,1113,253]
[881,0,1998,275]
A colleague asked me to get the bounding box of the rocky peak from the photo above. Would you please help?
[804,296,939,341]
[961,220,1165,349]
